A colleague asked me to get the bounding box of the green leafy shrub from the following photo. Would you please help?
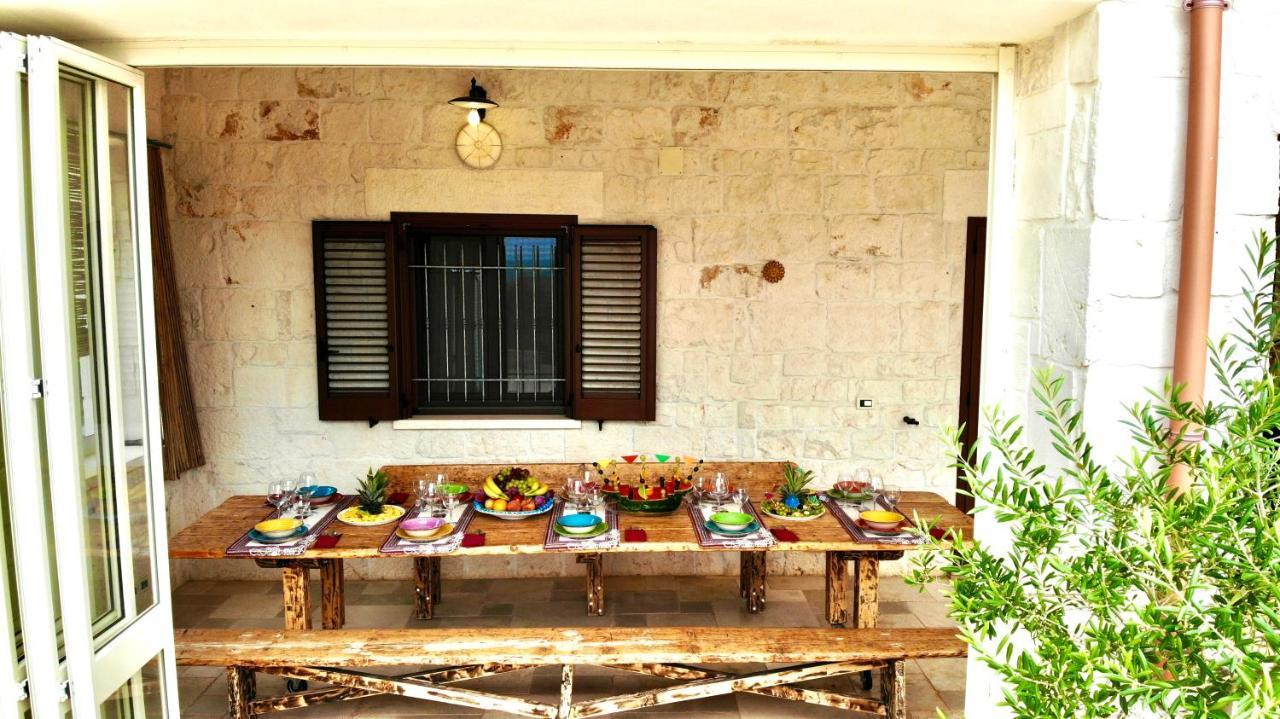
[908,232,1280,718]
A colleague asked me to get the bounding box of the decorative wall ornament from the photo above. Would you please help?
[761,260,786,283]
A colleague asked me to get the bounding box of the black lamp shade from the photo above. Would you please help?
[449,78,498,110]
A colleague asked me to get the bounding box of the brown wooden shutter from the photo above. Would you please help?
[313,221,401,422]
[568,225,657,421]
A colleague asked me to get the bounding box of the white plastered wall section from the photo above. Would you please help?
[968,0,1280,714]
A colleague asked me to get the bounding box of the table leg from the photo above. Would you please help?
[281,562,312,630]
[320,559,345,629]
[578,553,605,616]
[414,556,438,620]
[853,554,879,690]
[430,556,443,605]
[742,551,767,613]
[853,555,879,629]
[825,551,850,626]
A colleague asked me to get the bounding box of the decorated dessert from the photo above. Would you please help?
[760,465,826,520]
[598,455,700,513]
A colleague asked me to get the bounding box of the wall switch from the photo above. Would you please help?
[857,398,873,409]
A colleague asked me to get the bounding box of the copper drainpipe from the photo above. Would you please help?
[1169,0,1227,492]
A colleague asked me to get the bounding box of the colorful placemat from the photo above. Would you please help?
[543,499,619,551]
[225,496,352,557]
[824,496,925,546]
[685,499,775,549]
[379,502,476,556]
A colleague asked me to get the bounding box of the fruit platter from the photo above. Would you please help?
[759,465,827,521]
[337,468,407,526]
[475,466,556,520]
[598,455,700,513]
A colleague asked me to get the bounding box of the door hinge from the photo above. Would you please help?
[58,680,70,702]
[30,378,45,399]
[13,678,28,702]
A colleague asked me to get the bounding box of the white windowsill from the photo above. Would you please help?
[392,415,582,431]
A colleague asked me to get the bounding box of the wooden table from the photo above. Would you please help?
[168,489,969,633]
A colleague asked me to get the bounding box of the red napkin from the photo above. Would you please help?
[461,532,486,548]
[930,526,959,541]
[624,528,648,542]
[313,534,342,549]
[770,527,799,542]
[387,492,409,506]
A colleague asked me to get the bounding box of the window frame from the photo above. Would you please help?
[392,212,577,417]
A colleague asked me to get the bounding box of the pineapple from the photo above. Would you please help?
[357,468,390,515]
[779,465,815,509]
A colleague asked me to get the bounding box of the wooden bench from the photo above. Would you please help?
[175,626,967,718]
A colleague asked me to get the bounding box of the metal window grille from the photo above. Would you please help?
[410,235,564,411]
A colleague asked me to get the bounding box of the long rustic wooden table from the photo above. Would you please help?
[168,489,969,634]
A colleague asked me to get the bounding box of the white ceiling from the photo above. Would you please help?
[0,0,1097,68]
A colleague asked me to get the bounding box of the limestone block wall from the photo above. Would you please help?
[148,67,991,582]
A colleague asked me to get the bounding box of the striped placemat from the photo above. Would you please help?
[543,499,619,551]
[685,499,775,549]
[824,496,924,546]
[225,496,352,557]
[379,503,476,556]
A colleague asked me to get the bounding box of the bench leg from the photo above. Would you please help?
[578,553,604,616]
[559,664,574,717]
[880,659,907,719]
[825,551,850,626]
[281,562,312,630]
[320,559,345,629]
[227,667,256,719]
[414,556,439,620]
[742,551,766,613]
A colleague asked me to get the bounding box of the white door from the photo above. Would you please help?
[0,33,178,717]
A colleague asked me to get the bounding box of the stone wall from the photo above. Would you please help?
[148,67,991,582]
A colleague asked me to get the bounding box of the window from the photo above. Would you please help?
[313,213,656,423]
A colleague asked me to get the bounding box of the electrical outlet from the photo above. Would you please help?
[857,398,873,409]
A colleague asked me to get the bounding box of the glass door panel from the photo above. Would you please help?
[99,654,163,719]
[105,79,156,616]
[27,35,177,716]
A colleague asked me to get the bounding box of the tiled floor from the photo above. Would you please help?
[174,575,964,718]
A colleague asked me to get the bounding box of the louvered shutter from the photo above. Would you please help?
[312,221,401,422]
[568,225,657,421]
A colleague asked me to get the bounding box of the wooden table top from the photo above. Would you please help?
[168,490,970,560]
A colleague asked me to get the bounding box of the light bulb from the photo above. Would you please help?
[467,109,481,127]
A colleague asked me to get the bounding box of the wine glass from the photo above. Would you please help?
[442,486,461,521]
[416,478,432,511]
[853,468,871,489]
[869,474,885,508]
[732,487,750,512]
[294,485,315,519]
[883,483,902,510]
[299,471,318,490]
[267,480,287,513]
[712,473,728,511]
[423,480,441,518]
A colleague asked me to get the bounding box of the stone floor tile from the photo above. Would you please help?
[207,593,285,620]
[643,611,717,627]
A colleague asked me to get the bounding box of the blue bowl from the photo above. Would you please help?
[301,485,337,500]
[558,513,603,534]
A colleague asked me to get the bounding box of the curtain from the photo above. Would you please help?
[147,145,205,479]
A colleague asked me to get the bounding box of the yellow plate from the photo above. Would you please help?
[395,523,454,543]
[337,504,406,527]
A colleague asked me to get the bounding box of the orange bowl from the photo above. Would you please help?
[859,510,905,532]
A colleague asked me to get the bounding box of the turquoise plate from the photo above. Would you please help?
[552,522,610,540]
